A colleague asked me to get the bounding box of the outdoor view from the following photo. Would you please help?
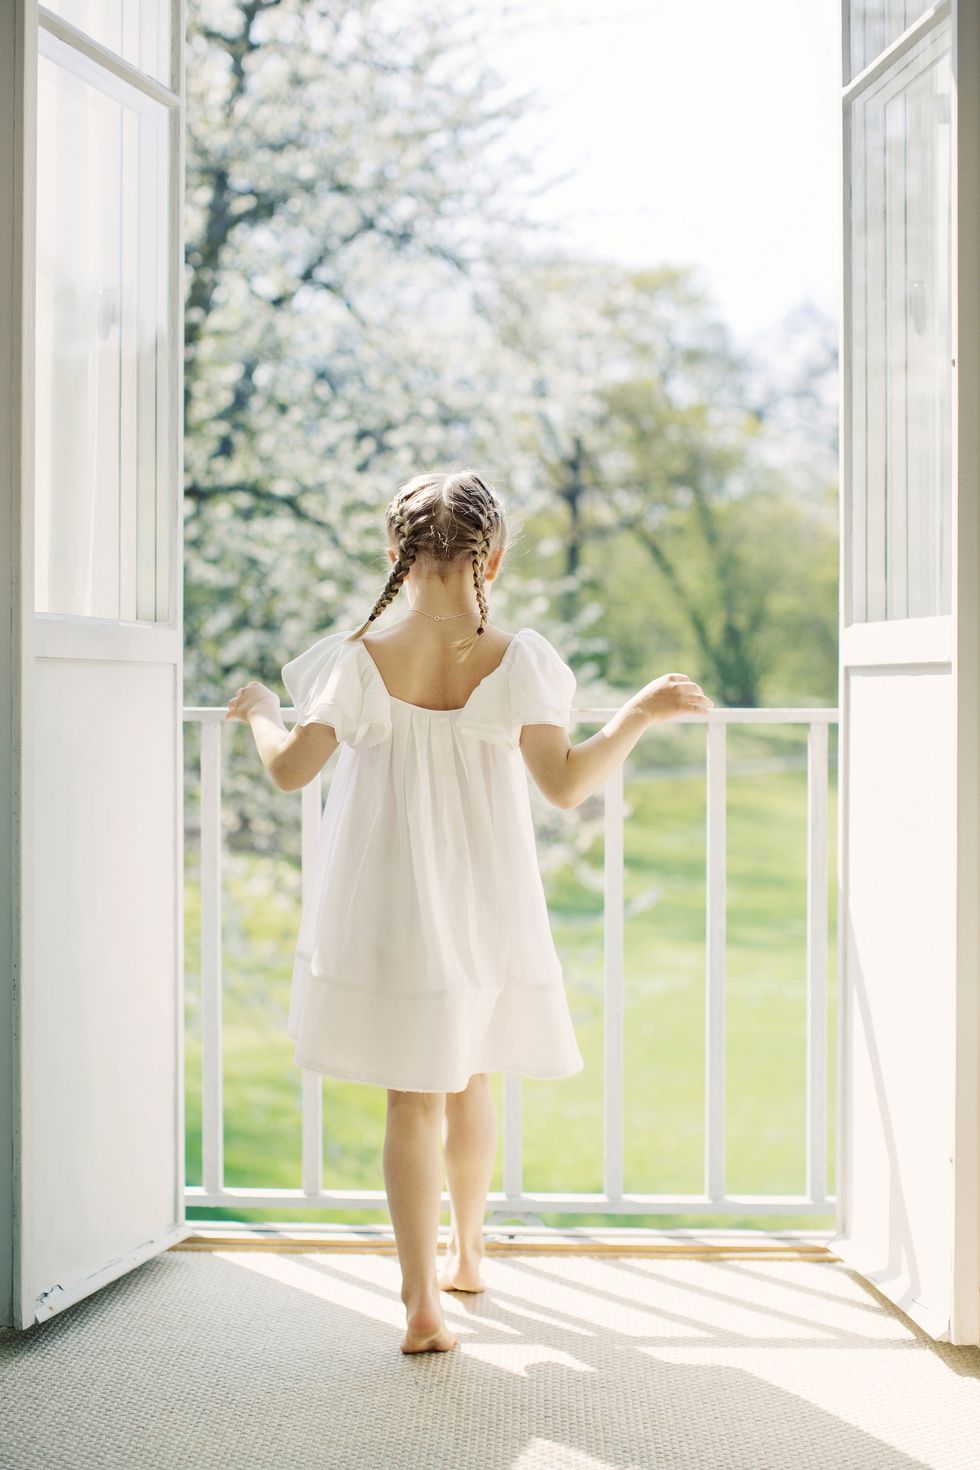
[181,0,841,1230]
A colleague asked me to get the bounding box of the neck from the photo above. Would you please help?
[405,574,482,620]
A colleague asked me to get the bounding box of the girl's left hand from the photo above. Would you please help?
[225,681,280,723]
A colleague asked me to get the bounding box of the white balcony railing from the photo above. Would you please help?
[182,705,839,1222]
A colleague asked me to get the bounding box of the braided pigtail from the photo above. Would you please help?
[346,502,419,642]
[451,506,496,661]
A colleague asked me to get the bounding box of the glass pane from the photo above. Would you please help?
[848,0,932,79]
[35,51,171,621]
[848,22,951,623]
[42,0,171,87]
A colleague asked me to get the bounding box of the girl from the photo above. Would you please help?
[225,469,713,1355]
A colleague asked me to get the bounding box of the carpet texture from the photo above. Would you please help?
[2,1251,979,1469]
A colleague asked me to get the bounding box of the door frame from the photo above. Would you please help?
[0,0,25,1334]
[949,0,980,1349]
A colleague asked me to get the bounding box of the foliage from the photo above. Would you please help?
[184,0,542,696]
[183,0,839,856]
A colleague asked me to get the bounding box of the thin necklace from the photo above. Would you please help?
[408,606,478,623]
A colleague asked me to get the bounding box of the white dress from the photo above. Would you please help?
[279,624,585,1093]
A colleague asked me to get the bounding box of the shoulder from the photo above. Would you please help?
[510,625,573,673]
[282,626,358,672]
[508,626,577,716]
[511,625,564,656]
[281,628,389,748]
[467,626,569,688]
[455,625,576,748]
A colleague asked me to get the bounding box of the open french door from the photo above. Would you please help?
[835,0,980,1343]
[1,1,189,1329]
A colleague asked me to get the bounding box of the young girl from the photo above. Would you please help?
[225,469,713,1355]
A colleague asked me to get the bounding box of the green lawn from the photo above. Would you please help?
[184,721,838,1232]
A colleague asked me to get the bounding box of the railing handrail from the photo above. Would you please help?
[184,704,841,723]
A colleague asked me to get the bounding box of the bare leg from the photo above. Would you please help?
[383,1088,458,1352]
[439,1072,496,1292]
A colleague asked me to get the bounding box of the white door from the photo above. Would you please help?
[835,0,980,1344]
[3,1,189,1328]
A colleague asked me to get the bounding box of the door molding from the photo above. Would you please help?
[0,0,27,1334]
[842,615,953,667]
[950,0,980,1349]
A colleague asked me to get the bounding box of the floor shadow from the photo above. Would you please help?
[3,1248,976,1469]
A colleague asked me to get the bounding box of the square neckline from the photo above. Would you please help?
[354,626,527,714]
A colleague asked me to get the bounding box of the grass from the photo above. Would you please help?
[184,720,838,1234]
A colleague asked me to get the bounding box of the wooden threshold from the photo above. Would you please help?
[172,1231,839,1261]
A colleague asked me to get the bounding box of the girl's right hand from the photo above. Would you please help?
[634,672,714,724]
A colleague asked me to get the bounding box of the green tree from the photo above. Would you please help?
[491,259,838,707]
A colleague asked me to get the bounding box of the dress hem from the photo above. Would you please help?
[291,1053,585,1093]
[288,959,584,1093]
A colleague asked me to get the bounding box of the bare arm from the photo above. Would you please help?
[225,680,340,791]
[520,672,714,809]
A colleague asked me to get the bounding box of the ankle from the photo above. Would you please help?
[401,1280,440,1311]
[445,1235,484,1260]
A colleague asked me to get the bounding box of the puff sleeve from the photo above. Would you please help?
[509,628,577,735]
[458,627,577,750]
[280,630,391,749]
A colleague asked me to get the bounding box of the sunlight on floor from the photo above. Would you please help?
[2,1250,979,1469]
[206,1249,980,1467]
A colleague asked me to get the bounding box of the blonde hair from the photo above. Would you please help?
[346,470,509,661]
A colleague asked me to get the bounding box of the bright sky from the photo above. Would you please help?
[484,0,842,344]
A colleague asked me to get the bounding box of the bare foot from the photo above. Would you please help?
[401,1298,458,1354]
[438,1247,486,1293]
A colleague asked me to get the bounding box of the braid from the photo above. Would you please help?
[346,469,507,655]
[451,504,496,660]
[347,499,419,641]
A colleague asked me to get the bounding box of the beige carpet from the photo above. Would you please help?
[2,1249,979,1469]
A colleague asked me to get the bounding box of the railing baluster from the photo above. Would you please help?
[705,721,727,1202]
[502,1072,522,1205]
[182,705,839,1221]
[806,720,829,1204]
[300,773,323,1197]
[200,719,224,1196]
[604,760,625,1203]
